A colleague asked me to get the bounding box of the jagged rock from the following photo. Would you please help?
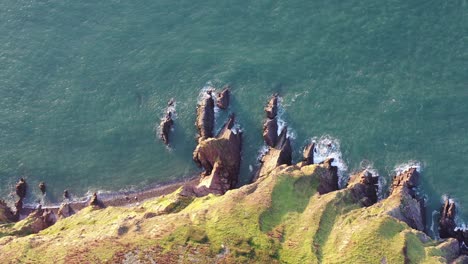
[58,203,74,219]
[0,200,15,223]
[63,189,70,200]
[262,118,278,147]
[453,255,468,264]
[264,94,278,119]
[436,238,461,262]
[15,178,27,199]
[216,87,230,109]
[302,142,315,166]
[38,182,46,195]
[347,170,378,207]
[160,112,174,145]
[192,114,242,196]
[439,198,457,239]
[385,168,425,231]
[89,193,102,207]
[196,91,215,141]
[18,207,56,234]
[317,158,339,194]
[256,127,292,178]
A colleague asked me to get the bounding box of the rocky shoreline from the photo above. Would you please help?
[1,89,468,262]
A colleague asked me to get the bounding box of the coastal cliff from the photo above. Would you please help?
[0,93,467,263]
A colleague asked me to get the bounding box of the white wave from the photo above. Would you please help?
[311,135,349,188]
[431,210,440,239]
[275,96,296,140]
[394,161,422,175]
[256,145,270,162]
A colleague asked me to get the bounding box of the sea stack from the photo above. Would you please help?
[38,182,46,195]
[216,86,230,109]
[159,99,175,145]
[196,90,215,142]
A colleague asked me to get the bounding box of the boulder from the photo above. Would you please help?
[264,94,278,119]
[262,118,278,147]
[192,114,242,196]
[216,87,230,109]
[196,91,215,141]
[347,170,378,206]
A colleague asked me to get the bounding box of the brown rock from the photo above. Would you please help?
[256,127,292,178]
[216,86,230,109]
[317,158,339,194]
[439,198,457,239]
[263,118,278,147]
[192,114,242,196]
[89,192,102,207]
[38,182,46,195]
[58,203,74,219]
[0,200,15,223]
[385,168,425,231]
[196,91,215,141]
[264,94,278,119]
[302,142,315,166]
[159,111,174,145]
[347,170,378,206]
[63,189,70,200]
[15,178,27,199]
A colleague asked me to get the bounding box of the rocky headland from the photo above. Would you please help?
[0,92,467,263]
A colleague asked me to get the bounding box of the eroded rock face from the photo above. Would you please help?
[386,168,425,231]
[257,127,292,178]
[196,91,215,141]
[263,118,278,147]
[264,94,278,119]
[58,203,74,219]
[317,158,339,195]
[192,114,242,196]
[302,142,315,166]
[347,170,378,207]
[216,87,230,109]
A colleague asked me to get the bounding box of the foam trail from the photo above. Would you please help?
[311,135,349,188]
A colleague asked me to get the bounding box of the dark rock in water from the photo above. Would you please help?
[216,86,230,109]
[160,111,174,145]
[15,178,27,199]
[385,168,425,231]
[38,182,46,195]
[347,170,378,206]
[196,91,215,141]
[256,127,292,178]
[63,190,70,200]
[264,94,278,119]
[263,118,278,147]
[89,192,101,207]
[317,158,339,195]
[302,142,315,166]
[439,198,457,239]
[192,114,242,196]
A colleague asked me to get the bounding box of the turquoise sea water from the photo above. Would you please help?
[1,1,467,225]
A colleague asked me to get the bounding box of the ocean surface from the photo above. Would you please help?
[0,1,467,226]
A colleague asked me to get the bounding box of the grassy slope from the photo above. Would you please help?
[0,165,454,263]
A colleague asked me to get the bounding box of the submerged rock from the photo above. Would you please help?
[216,86,230,109]
[192,114,242,196]
[196,91,215,141]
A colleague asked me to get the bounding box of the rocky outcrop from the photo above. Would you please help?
[196,90,215,141]
[347,170,378,206]
[0,200,15,223]
[262,118,278,147]
[192,114,242,196]
[17,206,57,234]
[438,198,468,255]
[385,168,425,231]
[89,192,104,208]
[57,203,74,219]
[38,182,46,195]
[264,94,278,119]
[159,99,175,145]
[297,142,315,167]
[216,86,230,109]
[15,178,27,199]
[257,127,292,178]
[316,158,339,194]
